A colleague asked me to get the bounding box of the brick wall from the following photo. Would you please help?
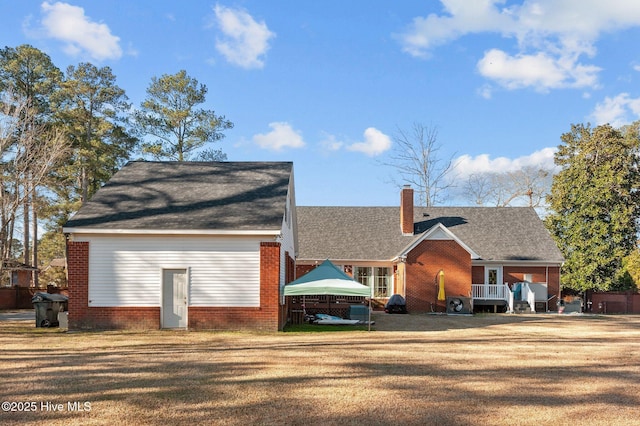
[547,267,560,309]
[472,266,484,284]
[67,241,90,329]
[405,240,471,313]
[0,288,16,309]
[83,307,160,329]
[295,263,315,278]
[400,186,414,234]
[260,241,282,330]
[285,251,295,283]
[504,266,548,284]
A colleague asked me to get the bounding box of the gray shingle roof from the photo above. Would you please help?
[297,206,564,263]
[64,161,292,231]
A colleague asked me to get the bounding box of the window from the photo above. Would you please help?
[354,266,391,298]
[373,267,390,298]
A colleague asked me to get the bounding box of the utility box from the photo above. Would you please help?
[32,292,68,327]
[446,296,472,314]
[58,311,69,329]
[349,305,369,321]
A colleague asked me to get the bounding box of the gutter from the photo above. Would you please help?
[62,227,281,236]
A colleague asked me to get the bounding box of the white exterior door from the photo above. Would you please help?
[485,267,502,297]
[162,269,188,328]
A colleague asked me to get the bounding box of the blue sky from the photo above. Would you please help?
[3,1,640,206]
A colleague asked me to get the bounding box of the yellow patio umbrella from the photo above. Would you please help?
[437,269,446,301]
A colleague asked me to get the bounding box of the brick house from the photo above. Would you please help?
[296,186,564,313]
[63,161,297,331]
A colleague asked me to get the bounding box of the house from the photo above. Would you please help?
[1,259,38,287]
[296,186,564,313]
[63,161,297,331]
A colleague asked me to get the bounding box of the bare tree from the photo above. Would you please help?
[383,123,455,206]
[1,92,68,267]
[463,166,553,207]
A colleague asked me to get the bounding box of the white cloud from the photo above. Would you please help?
[319,133,344,151]
[590,93,640,127]
[398,0,640,91]
[213,4,275,69]
[347,127,392,156]
[452,147,558,180]
[253,122,305,150]
[477,48,600,91]
[477,84,493,99]
[397,0,513,57]
[39,1,122,61]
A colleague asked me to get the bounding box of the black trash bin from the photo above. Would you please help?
[32,292,68,327]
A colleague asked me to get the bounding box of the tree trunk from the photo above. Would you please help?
[32,193,38,287]
[23,185,30,266]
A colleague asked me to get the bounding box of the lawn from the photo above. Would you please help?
[1,312,639,425]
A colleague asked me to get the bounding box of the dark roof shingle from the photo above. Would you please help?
[297,206,564,263]
[64,161,292,231]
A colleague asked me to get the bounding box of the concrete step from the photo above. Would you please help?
[513,301,532,314]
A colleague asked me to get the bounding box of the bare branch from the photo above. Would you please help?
[1,91,69,261]
[462,166,553,207]
[381,122,455,206]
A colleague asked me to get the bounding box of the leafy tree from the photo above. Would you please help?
[134,70,233,161]
[546,122,640,292]
[383,123,454,206]
[616,245,640,291]
[51,62,137,213]
[37,229,67,287]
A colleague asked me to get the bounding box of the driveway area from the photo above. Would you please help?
[0,309,33,322]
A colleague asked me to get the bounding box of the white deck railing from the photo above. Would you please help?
[472,283,513,313]
[472,282,544,313]
[471,284,510,300]
[521,282,536,313]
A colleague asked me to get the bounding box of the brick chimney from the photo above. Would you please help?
[400,185,414,235]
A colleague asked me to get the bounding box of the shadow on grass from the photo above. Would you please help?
[1,316,640,425]
[283,323,370,332]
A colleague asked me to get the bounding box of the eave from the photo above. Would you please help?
[62,227,281,236]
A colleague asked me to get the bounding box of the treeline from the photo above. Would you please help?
[0,44,232,284]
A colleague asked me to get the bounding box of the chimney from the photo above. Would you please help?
[400,185,414,235]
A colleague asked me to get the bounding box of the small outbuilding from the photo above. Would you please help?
[63,161,297,331]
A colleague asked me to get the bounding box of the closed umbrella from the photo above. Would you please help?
[437,269,446,301]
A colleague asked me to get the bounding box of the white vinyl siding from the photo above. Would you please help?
[77,235,261,307]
